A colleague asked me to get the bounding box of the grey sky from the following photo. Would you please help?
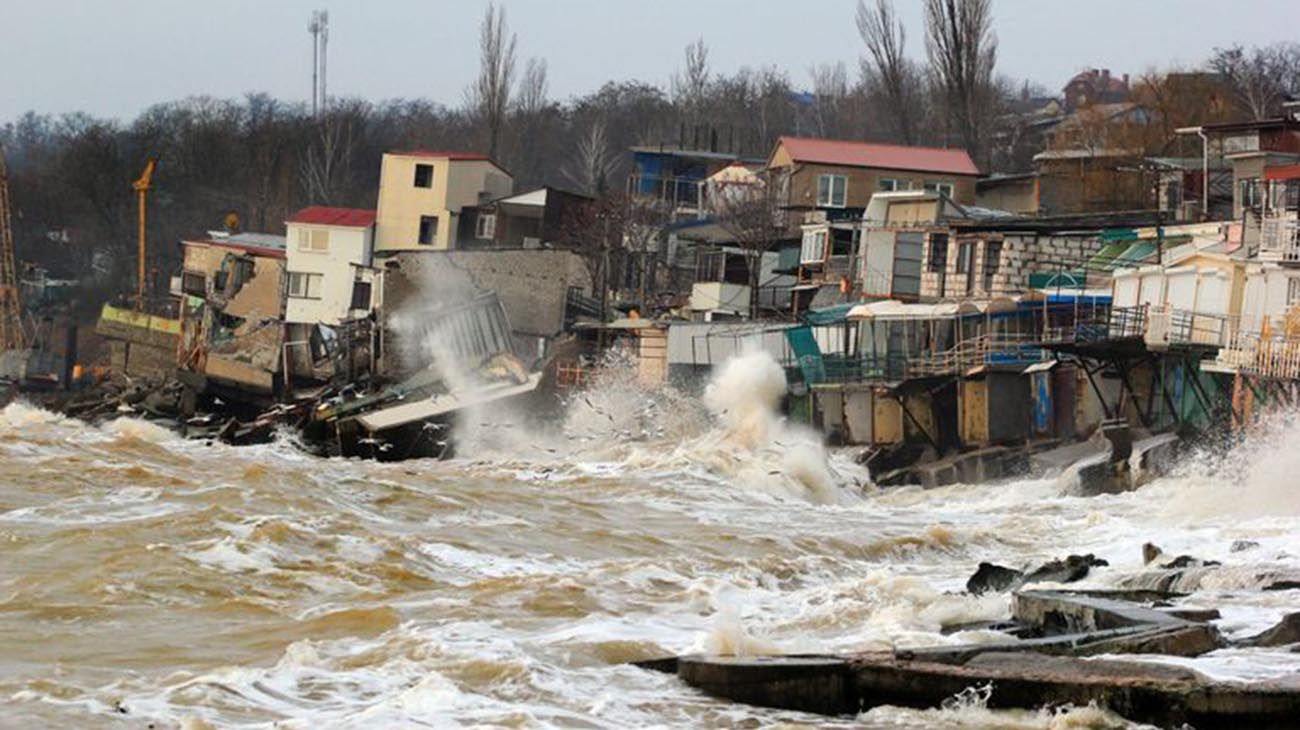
[3,0,1299,123]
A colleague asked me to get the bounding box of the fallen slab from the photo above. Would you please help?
[659,591,1300,727]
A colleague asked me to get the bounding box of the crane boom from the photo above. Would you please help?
[133,158,157,311]
[0,147,25,352]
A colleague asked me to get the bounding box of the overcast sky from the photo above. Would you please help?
[3,0,1299,123]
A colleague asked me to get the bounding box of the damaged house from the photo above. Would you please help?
[175,231,288,398]
[282,206,382,386]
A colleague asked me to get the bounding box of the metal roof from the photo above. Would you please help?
[184,231,287,257]
[774,136,980,176]
[287,206,376,228]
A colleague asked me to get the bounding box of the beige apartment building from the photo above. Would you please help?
[374,151,513,252]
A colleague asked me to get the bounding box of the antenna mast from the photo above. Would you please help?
[308,10,330,115]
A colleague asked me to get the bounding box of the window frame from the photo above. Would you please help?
[350,279,373,311]
[413,163,434,189]
[956,241,974,274]
[297,227,330,253]
[928,233,949,274]
[924,180,956,198]
[418,215,439,246]
[286,271,324,300]
[878,178,899,192]
[817,174,848,208]
[983,241,1003,292]
[800,228,829,264]
[181,271,206,297]
[475,212,497,240]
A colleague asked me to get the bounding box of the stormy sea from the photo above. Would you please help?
[1,352,1297,729]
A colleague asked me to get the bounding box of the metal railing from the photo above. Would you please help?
[1040,304,1144,345]
[1215,313,1300,380]
[1145,306,1232,349]
[627,175,703,212]
[1260,216,1300,263]
[820,331,1050,384]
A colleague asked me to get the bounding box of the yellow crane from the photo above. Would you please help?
[0,146,25,351]
[132,158,158,311]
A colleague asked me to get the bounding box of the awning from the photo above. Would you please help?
[803,302,857,326]
[847,298,1026,321]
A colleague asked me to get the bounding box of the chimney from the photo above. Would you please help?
[1101,69,1111,85]
[1122,73,1130,88]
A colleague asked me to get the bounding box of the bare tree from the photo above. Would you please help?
[1209,44,1300,120]
[467,3,517,158]
[301,104,361,204]
[671,37,712,126]
[857,0,918,144]
[707,169,791,318]
[808,62,850,138]
[516,57,549,117]
[621,196,672,310]
[561,119,622,196]
[924,0,998,163]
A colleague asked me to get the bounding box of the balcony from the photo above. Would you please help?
[1259,215,1300,264]
[628,175,703,216]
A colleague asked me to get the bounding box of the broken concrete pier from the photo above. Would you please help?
[656,590,1300,728]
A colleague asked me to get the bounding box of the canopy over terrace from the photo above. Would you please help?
[827,296,1049,381]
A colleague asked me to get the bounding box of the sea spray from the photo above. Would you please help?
[1155,408,1300,519]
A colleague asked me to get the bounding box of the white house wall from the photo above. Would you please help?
[1112,271,1140,308]
[1164,269,1197,312]
[285,224,375,326]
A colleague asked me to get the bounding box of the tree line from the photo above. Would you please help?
[1,0,1297,312]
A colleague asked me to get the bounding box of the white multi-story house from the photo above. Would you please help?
[284,206,379,326]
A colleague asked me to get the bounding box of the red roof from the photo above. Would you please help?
[1265,164,1300,181]
[775,136,980,176]
[394,150,493,161]
[287,206,377,228]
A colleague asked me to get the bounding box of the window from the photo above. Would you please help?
[928,233,949,273]
[983,241,1002,292]
[1240,178,1262,209]
[298,228,330,252]
[801,228,829,264]
[878,178,899,192]
[1288,277,1300,309]
[418,215,439,245]
[350,280,373,311]
[957,241,975,293]
[956,241,974,274]
[817,174,847,208]
[287,272,323,299]
[475,213,497,240]
[181,271,206,297]
[924,181,955,198]
[413,163,433,188]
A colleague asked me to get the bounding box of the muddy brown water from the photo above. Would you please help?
[0,398,1297,729]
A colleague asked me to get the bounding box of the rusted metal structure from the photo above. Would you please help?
[0,147,26,352]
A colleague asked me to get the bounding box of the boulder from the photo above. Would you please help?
[1242,613,1300,648]
[966,563,1024,595]
[966,555,1109,595]
[1023,554,1109,585]
[1142,543,1220,569]
[1231,540,1261,553]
